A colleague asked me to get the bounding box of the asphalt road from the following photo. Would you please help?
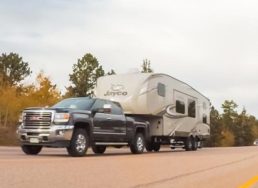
[0,146,258,188]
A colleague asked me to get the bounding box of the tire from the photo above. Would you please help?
[185,136,193,151]
[92,145,106,154]
[153,143,160,152]
[198,140,203,149]
[192,137,198,151]
[21,145,42,155]
[145,142,153,152]
[130,133,145,154]
[67,128,89,157]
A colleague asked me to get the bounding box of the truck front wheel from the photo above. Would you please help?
[67,128,89,157]
[92,145,106,154]
[21,145,42,155]
[130,133,145,154]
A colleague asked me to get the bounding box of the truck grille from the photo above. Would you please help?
[24,112,52,129]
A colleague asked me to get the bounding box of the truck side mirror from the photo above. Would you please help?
[103,104,112,113]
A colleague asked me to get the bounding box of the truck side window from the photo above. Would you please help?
[92,100,105,110]
[157,83,166,97]
[188,99,196,118]
[108,101,123,115]
[176,100,185,114]
[203,114,207,124]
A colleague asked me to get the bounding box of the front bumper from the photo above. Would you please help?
[17,125,74,147]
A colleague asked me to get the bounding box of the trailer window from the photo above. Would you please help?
[157,83,165,97]
[176,100,185,114]
[203,114,207,124]
[188,99,196,118]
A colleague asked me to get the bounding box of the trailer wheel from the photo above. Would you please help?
[185,136,193,151]
[21,145,42,155]
[92,145,106,154]
[130,133,145,154]
[192,137,198,151]
[198,141,203,149]
[153,143,160,152]
[67,128,89,157]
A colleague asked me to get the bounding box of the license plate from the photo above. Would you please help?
[29,137,40,143]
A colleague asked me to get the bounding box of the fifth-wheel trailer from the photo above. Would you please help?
[95,72,210,151]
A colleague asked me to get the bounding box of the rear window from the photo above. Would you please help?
[52,98,95,110]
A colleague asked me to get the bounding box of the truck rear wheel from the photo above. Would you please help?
[92,145,106,154]
[130,133,145,154]
[153,143,160,152]
[67,128,89,157]
[21,145,42,155]
[145,142,153,152]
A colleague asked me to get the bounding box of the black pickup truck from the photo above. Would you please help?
[17,97,149,157]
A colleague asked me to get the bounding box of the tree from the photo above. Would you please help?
[233,108,256,146]
[28,72,61,106]
[107,69,116,75]
[0,52,31,86]
[141,59,153,73]
[69,53,105,97]
[206,106,223,147]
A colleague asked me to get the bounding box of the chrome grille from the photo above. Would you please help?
[24,111,52,129]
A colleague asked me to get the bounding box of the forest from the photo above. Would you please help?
[0,52,257,146]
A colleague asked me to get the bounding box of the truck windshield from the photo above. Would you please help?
[52,98,95,110]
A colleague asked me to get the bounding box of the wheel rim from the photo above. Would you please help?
[136,136,144,151]
[75,134,86,152]
[189,138,192,148]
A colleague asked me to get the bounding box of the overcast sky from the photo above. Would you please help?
[0,0,258,116]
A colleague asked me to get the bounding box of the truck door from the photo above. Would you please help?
[92,100,126,142]
[92,99,112,141]
[106,101,127,142]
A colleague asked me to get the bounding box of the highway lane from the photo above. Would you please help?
[0,146,258,188]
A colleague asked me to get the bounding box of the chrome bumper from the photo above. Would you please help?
[17,125,74,146]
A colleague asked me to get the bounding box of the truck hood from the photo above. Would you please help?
[23,107,92,114]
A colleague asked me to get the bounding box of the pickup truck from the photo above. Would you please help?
[17,97,149,157]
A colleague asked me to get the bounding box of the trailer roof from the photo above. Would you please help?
[145,73,210,102]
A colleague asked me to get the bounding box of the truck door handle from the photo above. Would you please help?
[106,118,112,120]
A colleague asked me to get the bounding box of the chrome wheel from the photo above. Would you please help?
[136,136,144,151]
[75,134,86,152]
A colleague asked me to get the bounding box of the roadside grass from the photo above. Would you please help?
[0,127,19,146]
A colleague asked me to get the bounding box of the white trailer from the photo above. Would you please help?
[95,72,210,151]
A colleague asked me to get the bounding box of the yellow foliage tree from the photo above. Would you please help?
[0,72,61,128]
[220,130,235,147]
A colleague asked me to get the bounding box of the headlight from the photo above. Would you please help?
[18,112,26,123]
[54,113,70,123]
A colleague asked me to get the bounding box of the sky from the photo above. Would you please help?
[0,0,258,116]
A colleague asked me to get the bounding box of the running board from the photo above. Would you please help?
[95,142,128,146]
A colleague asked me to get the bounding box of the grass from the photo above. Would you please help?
[0,126,19,146]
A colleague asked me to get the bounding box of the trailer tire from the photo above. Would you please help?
[153,143,160,152]
[67,128,89,157]
[192,137,198,151]
[185,136,193,151]
[92,145,106,154]
[130,133,145,154]
[21,145,42,155]
[198,140,203,149]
